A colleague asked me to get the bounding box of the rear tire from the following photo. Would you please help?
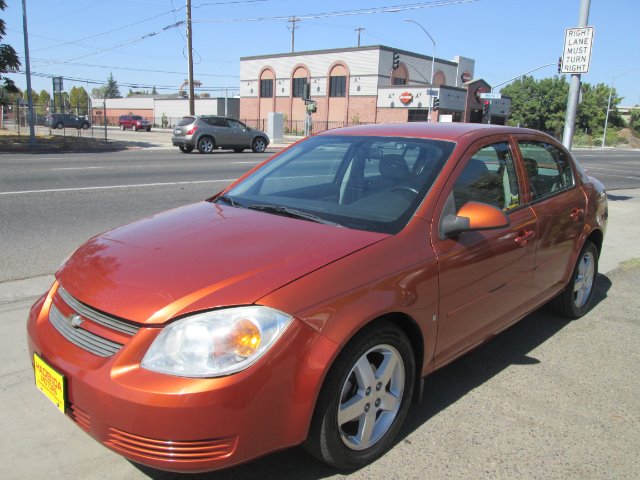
[197,136,215,154]
[304,321,415,470]
[550,241,598,318]
[178,145,194,154]
[56,122,64,129]
[82,123,90,130]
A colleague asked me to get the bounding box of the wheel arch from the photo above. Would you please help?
[586,228,604,258]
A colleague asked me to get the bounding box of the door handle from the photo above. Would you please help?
[570,208,584,221]
[515,230,536,247]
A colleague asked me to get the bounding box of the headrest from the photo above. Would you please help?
[379,154,410,180]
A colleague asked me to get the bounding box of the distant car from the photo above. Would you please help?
[118,115,152,132]
[27,123,607,474]
[172,115,269,154]
[47,113,91,130]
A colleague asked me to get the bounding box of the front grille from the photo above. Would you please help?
[57,287,139,335]
[106,428,238,462]
[49,304,123,357]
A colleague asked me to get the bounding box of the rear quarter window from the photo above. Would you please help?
[177,116,196,127]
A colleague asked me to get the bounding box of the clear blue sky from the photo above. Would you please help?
[4,0,639,105]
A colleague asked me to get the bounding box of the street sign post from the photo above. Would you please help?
[561,26,595,74]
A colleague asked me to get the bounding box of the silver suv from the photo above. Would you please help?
[172,116,269,154]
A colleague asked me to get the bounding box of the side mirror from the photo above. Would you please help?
[440,200,509,239]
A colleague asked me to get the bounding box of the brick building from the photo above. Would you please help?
[239,45,507,132]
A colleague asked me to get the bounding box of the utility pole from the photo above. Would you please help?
[355,27,364,47]
[288,16,299,53]
[21,0,35,145]
[562,0,591,150]
[186,0,195,115]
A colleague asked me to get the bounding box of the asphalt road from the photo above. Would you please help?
[1,146,639,479]
[2,147,639,283]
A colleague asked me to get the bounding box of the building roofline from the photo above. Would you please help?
[240,44,459,67]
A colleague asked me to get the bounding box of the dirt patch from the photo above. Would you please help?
[0,129,128,153]
[617,128,640,148]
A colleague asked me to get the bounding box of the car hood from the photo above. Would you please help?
[57,202,387,325]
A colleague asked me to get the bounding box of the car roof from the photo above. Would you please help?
[317,123,550,143]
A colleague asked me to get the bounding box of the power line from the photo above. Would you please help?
[195,0,479,23]
[17,56,239,78]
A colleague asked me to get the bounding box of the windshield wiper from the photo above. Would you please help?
[247,204,341,227]
[216,195,242,208]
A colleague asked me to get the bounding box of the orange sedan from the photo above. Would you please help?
[27,123,607,473]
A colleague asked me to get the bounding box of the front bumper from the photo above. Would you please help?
[26,284,337,473]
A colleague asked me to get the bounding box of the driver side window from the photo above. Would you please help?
[452,142,520,212]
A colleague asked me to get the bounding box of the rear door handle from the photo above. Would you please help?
[515,230,536,247]
[570,208,584,221]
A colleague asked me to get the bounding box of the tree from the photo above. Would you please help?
[0,0,20,98]
[151,86,158,95]
[91,86,107,99]
[104,73,121,98]
[629,109,640,132]
[501,75,568,137]
[69,86,90,115]
[577,83,624,134]
[36,89,50,116]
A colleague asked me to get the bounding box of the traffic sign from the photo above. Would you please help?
[479,93,501,100]
[561,26,595,74]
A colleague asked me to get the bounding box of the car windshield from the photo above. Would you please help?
[218,135,454,234]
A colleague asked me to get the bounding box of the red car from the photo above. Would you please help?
[118,114,152,131]
[27,123,607,473]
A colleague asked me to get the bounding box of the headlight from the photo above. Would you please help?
[141,306,293,378]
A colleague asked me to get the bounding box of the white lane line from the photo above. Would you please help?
[50,167,107,171]
[585,166,640,175]
[0,179,235,196]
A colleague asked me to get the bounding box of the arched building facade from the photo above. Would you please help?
[240,45,481,132]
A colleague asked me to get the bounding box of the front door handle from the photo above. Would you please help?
[515,230,536,247]
[570,208,584,221]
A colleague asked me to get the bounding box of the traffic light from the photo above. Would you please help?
[482,100,490,122]
[557,56,563,74]
[392,52,400,70]
[432,97,440,110]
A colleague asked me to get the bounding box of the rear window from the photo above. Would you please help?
[177,116,196,127]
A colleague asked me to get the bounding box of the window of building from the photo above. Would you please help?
[260,78,273,98]
[390,63,408,86]
[292,77,308,98]
[329,76,347,97]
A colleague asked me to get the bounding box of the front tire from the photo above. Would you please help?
[56,122,64,129]
[551,241,598,318]
[251,137,267,153]
[197,136,215,154]
[81,123,90,130]
[304,321,415,470]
